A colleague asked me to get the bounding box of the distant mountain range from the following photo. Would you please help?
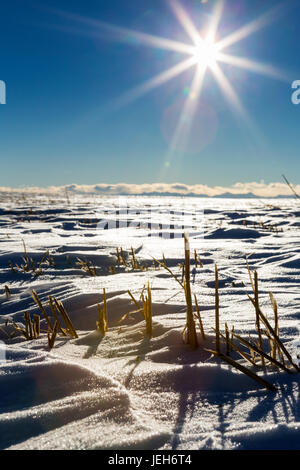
[112,191,294,199]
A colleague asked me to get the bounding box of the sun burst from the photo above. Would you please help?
[57,0,288,155]
[192,37,219,68]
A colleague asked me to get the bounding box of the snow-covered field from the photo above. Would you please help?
[0,192,300,450]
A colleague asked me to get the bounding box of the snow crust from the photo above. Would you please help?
[0,193,299,450]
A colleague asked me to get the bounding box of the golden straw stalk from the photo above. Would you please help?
[184,233,198,349]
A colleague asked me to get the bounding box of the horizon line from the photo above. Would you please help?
[0,180,299,198]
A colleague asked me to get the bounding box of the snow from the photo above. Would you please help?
[0,192,299,450]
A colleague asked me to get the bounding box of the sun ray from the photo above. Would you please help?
[169,64,207,152]
[168,0,202,46]
[215,3,285,52]
[217,52,289,82]
[206,0,224,44]
[210,61,249,120]
[159,64,207,179]
[111,56,197,109]
[53,9,195,55]
[209,62,266,145]
[49,1,287,156]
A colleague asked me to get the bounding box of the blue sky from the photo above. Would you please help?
[0,0,299,189]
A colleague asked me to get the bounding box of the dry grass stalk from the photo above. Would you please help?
[254,271,265,366]
[263,322,275,358]
[120,248,126,266]
[11,321,28,340]
[15,241,51,275]
[194,249,203,268]
[103,288,108,328]
[36,250,50,275]
[20,240,46,275]
[152,256,183,289]
[76,257,97,276]
[216,328,256,366]
[48,321,58,350]
[109,265,116,274]
[207,349,276,392]
[233,332,292,374]
[130,247,139,270]
[33,314,40,338]
[152,235,198,348]
[194,249,198,268]
[269,291,278,360]
[21,239,32,272]
[32,290,52,330]
[231,325,235,350]
[246,254,255,292]
[282,174,300,199]
[48,296,67,336]
[5,285,11,299]
[258,303,299,372]
[128,284,153,338]
[141,283,152,338]
[225,323,230,356]
[194,294,206,340]
[24,311,33,339]
[9,261,15,273]
[162,254,167,267]
[247,293,299,372]
[11,312,41,341]
[128,290,143,314]
[97,304,107,335]
[248,334,256,364]
[215,264,220,354]
[52,297,78,339]
[181,323,187,343]
[278,347,286,367]
[116,248,121,265]
[184,233,198,349]
[97,289,108,335]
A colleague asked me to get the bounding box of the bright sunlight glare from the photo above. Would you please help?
[56,0,288,157]
[192,37,219,68]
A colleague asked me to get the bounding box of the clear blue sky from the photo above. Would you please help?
[0,0,299,188]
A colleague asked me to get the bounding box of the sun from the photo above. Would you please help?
[58,0,287,149]
[192,37,219,68]
[90,0,285,119]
